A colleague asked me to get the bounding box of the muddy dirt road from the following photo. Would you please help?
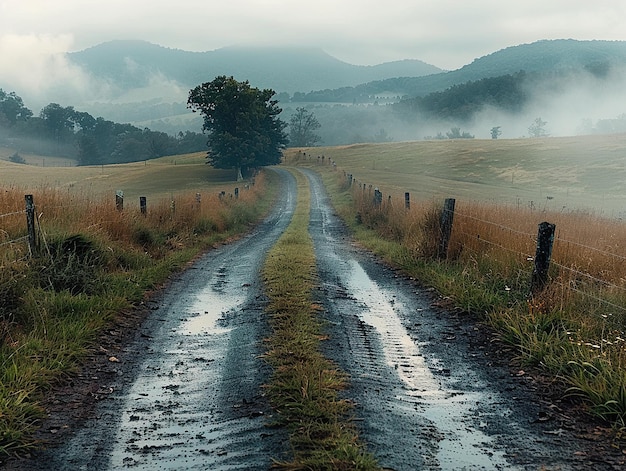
[10,167,621,470]
[303,168,598,470]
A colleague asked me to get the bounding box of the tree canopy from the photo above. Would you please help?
[288,107,321,147]
[0,89,32,126]
[187,76,288,180]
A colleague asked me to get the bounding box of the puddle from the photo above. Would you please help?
[344,259,513,470]
[345,259,442,396]
[108,273,252,468]
[179,290,239,335]
[177,263,246,335]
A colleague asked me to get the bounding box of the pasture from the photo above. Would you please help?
[295,134,626,217]
[0,152,240,206]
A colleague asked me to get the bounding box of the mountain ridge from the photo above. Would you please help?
[306,39,626,102]
[67,40,443,95]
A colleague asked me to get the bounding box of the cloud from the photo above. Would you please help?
[3,1,626,71]
[0,33,101,110]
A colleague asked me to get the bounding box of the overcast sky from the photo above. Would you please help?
[1,0,625,70]
[1,0,626,109]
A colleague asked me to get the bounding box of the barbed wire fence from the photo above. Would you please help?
[0,207,28,252]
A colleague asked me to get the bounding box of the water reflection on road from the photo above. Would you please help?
[344,258,511,470]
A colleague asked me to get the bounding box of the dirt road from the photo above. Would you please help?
[10,167,622,470]
[303,168,598,470]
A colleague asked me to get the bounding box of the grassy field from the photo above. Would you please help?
[0,152,241,205]
[294,134,626,217]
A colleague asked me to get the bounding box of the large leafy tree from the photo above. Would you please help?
[0,89,32,126]
[187,76,288,180]
[39,103,76,144]
[289,107,321,147]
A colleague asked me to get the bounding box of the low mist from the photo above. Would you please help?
[467,66,626,139]
[3,35,626,143]
[0,34,188,118]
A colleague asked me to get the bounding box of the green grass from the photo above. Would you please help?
[262,168,379,470]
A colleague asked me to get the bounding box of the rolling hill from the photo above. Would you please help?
[61,39,626,141]
[302,39,626,101]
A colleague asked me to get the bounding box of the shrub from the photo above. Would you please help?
[35,234,107,295]
[9,152,25,164]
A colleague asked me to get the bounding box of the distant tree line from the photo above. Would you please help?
[0,89,206,165]
[393,71,530,121]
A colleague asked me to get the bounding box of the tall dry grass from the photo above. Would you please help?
[328,162,626,425]
[1,174,265,257]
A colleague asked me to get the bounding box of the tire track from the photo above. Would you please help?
[302,167,586,471]
[30,169,296,471]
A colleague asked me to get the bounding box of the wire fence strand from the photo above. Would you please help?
[0,235,28,248]
[0,209,25,219]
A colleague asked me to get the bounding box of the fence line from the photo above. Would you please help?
[554,280,626,314]
[0,186,251,263]
[551,260,626,294]
[0,207,29,250]
[318,153,625,303]
[454,214,626,293]
[453,211,537,240]
[554,236,626,262]
[0,209,25,219]
[454,229,535,260]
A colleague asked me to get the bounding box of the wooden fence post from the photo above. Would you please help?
[438,198,456,259]
[24,194,39,257]
[530,221,556,294]
[140,196,147,215]
[373,188,383,208]
[116,190,124,211]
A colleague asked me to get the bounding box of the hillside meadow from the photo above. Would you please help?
[0,151,241,205]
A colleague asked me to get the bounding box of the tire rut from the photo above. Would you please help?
[301,167,591,470]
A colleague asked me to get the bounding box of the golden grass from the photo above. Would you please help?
[289,134,626,216]
[0,152,240,202]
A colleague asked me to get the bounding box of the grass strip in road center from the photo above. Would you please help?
[262,169,379,470]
